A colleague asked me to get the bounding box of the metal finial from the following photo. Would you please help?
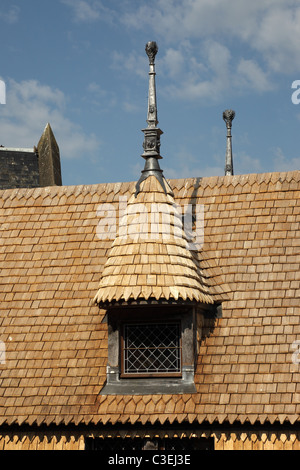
[223,109,235,176]
[135,41,169,196]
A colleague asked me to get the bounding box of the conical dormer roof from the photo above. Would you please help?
[94,42,215,307]
[94,174,214,306]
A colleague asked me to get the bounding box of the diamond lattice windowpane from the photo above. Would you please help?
[123,323,181,375]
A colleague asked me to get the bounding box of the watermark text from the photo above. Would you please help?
[0,80,5,104]
[0,341,5,364]
[96,197,205,251]
[291,80,300,104]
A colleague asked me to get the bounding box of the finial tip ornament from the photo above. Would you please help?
[145,41,158,64]
[223,109,235,127]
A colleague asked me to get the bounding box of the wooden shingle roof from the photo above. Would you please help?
[0,170,299,426]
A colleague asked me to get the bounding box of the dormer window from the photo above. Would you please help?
[99,305,207,395]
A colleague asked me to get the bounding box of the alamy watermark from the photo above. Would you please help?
[96,197,205,251]
[0,341,5,364]
[291,340,300,365]
[291,80,300,104]
[0,80,6,105]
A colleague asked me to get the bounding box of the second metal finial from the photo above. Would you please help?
[223,109,235,176]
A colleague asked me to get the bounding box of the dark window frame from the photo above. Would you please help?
[100,303,202,395]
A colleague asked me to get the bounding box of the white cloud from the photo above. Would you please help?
[0,5,20,24]
[62,0,300,105]
[121,0,300,75]
[62,0,100,22]
[62,0,300,75]
[0,79,100,159]
[205,41,231,76]
[61,0,115,23]
[122,101,140,113]
[114,34,271,102]
[121,0,263,39]
[252,6,300,73]
[163,147,224,179]
[160,40,271,102]
[159,40,232,101]
[236,59,271,92]
[87,80,140,113]
[234,152,264,175]
[111,50,146,79]
[163,48,185,78]
[66,31,91,52]
[86,81,117,109]
[272,147,300,172]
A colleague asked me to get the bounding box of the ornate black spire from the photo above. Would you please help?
[135,41,168,196]
[223,109,235,176]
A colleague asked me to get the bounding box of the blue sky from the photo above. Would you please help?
[0,0,300,186]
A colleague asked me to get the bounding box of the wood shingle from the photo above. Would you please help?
[0,170,299,429]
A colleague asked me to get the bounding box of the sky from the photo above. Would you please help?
[0,0,300,186]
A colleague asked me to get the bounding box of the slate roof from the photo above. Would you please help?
[0,170,299,427]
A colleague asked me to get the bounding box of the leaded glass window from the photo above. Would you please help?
[121,322,181,377]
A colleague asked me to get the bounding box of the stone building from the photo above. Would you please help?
[0,122,62,190]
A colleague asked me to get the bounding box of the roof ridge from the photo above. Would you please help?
[0,181,137,202]
[1,170,298,201]
[197,170,300,187]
